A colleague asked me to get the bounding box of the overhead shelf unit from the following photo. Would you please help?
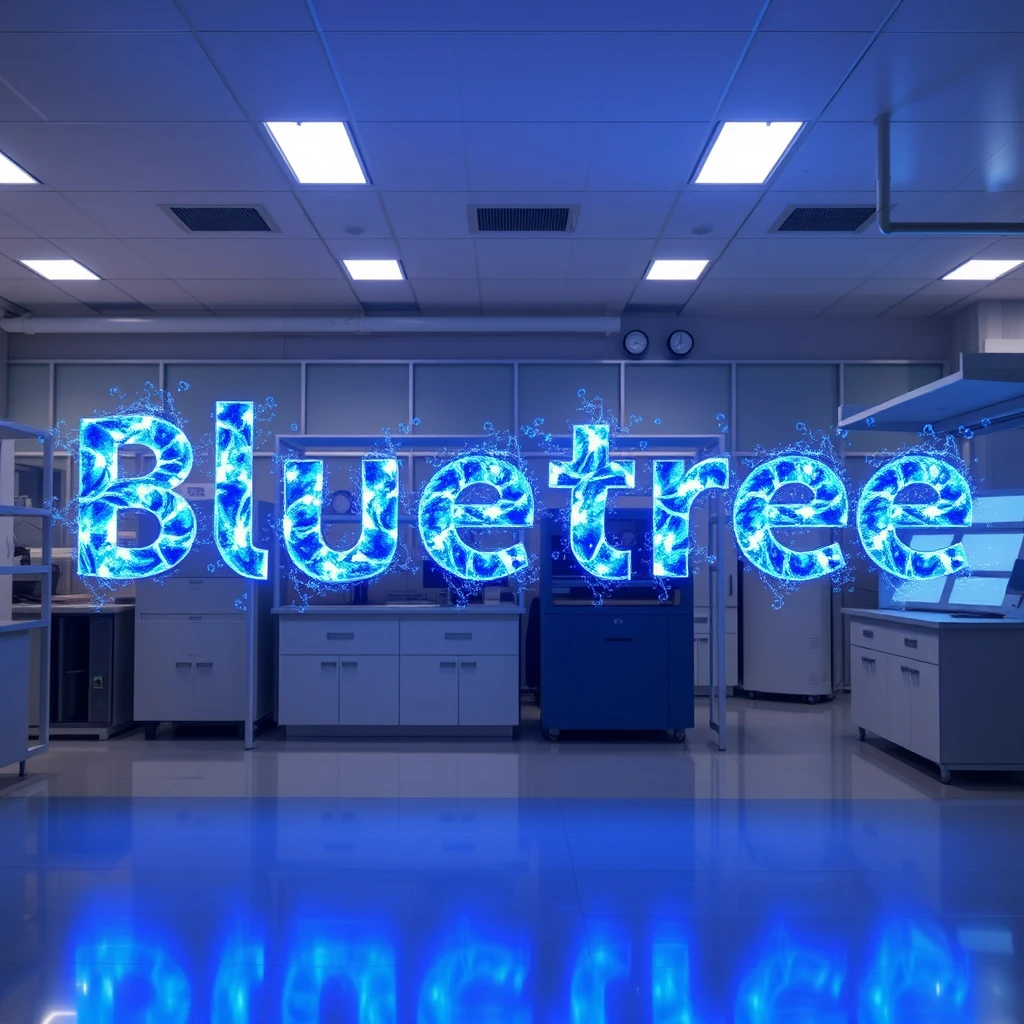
[838,353,1024,434]
[0,419,53,777]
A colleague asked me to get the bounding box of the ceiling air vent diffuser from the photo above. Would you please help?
[471,206,578,233]
[776,206,875,233]
[166,206,274,233]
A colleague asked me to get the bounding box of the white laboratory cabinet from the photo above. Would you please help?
[846,609,1024,782]
[276,609,521,735]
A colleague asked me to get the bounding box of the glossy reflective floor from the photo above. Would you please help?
[1,696,1022,1023]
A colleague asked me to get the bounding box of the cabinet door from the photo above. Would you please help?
[850,644,886,736]
[191,621,247,721]
[134,619,195,721]
[338,655,400,725]
[694,634,710,690]
[400,656,459,725]
[278,655,339,725]
[458,655,519,726]
[906,659,941,763]
[886,657,913,751]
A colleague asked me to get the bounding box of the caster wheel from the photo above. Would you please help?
[671,729,687,743]
[858,727,866,741]
[144,722,158,741]
[940,767,952,785]
[545,729,560,742]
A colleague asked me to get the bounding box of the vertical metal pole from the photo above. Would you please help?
[712,476,727,751]
[39,433,53,751]
[244,580,255,750]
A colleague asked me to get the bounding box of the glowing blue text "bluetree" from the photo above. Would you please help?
[653,457,730,577]
[283,459,399,583]
[214,401,268,580]
[733,456,848,581]
[550,424,636,581]
[418,456,534,582]
[78,415,196,580]
[856,456,972,580]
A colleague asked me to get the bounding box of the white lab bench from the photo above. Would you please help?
[275,605,522,736]
[845,608,1024,782]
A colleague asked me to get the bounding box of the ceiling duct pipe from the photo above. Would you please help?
[0,315,621,336]
[876,112,1024,235]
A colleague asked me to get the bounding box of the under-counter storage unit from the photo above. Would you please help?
[846,609,1024,782]
[276,609,521,735]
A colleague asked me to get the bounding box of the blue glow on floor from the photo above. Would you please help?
[2,798,1020,1023]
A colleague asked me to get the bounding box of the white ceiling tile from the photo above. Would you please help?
[0,0,187,30]
[841,279,934,299]
[825,33,1024,122]
[464,123,597,191]
[963,276,1024,300]
[48,238,165,279]
[323,33,462,121]
[174,0,312,30]
[409,279,481,312]
[0,277,93,311]
[661,191,762,238]
[0,205,39,238]
[0,34,243,121]
[357,123,468,190]
[955,126,1024,191]
[685,285,836,315]
[323,238,400,262]
[601,34,748,121]
[478,278,634,312]
[127,238,344,279]
[0,192,110,238]
[720,32,873,121]
[651,237,730,260]
[200,32,348,121]
[475,238,572,279]
[176,277,362,309]
[760,0,896,30]
[0,81,45,121]
[345,279,417,306]
[48,279,139,305]
[380,192,472,239]
[629,280,699,306]
[567,239,654,279]
[573,193,677,238]
[887,0,1024,32]
[297,192,393,239]
[710,237,913,279]
[868,238,996,280]
[0,250,46,276]
[109,278,211,311]
[0,123,290,191]
[587,123,707,191]
[399,240,477,280]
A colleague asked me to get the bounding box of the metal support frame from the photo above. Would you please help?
[877,113,1024,235]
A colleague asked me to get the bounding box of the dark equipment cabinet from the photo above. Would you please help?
[539,513,694,740]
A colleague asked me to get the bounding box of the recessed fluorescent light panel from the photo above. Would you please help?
[21,259,99,281]
[645,259,710,281]
[0,150,36,184]
[264,122,367,184]
[695,121,804,184]
[342,259,404,281]
[942,259,1024,282]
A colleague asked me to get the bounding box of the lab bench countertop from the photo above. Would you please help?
[13,600,135,616]
[842,607,1024,630]
[273,604,524,616]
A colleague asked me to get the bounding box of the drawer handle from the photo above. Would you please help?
[861,657,875,673]
[440,661,457,669]
[461,661,477,669]
[188,615,202,621]
[175,661,191,669]
[445,632,472,641]
[196,661,213,669]
[696,636,709,644]
[903,637,918,649]
[326,632,355,641]
[862,629,873,639]
[694,616,709,624]
[341,661,358,670]
[321,660,337,668]
[605,637,633,643]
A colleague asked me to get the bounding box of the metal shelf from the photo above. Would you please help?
[0,564,52,575]
[0,504,51,517]
[0,619,48,634]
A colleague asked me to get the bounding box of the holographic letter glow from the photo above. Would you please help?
[550,424,635,581]
[856,456,972,579]
[78,415,196,580]
[214,401,267,580]
[733,456,848,581]
[652,457,730,577]
[283,458,399,583]
[418,455,534,582]
[283,939,395,1024]
[418,942,529,1024]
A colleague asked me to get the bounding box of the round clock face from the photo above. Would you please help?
[623,330,649,357]
[668,329,694,357]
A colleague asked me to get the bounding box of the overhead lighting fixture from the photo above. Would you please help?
[695,121,803,184]
[342,259,404,281]
[20,259,99,281]
[0,149,37,184]
[942,258,1024,282]
[264,122,366,184]
[645,259,709,281]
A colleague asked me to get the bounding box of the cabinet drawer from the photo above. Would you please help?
[279,616,399,655]
[400,617,518,655]
[850,620,886,651]
[136,577,244,615]
[849,620,939,665]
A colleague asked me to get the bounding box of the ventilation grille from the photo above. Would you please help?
[472,206,576,232]
[777,206,875,233]
[168,206,273,232]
